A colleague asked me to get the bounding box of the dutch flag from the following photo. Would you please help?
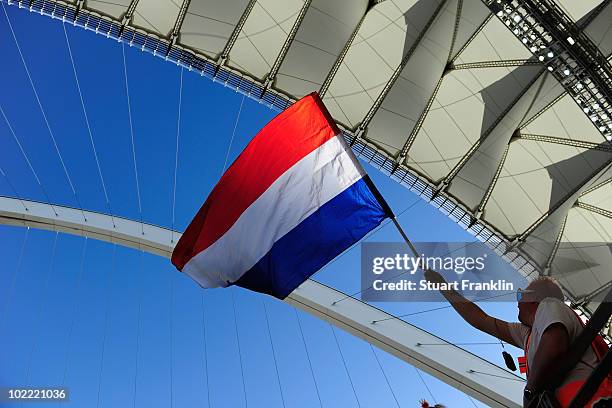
[171,93,390,299]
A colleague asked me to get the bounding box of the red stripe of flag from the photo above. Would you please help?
[172,92,340,270]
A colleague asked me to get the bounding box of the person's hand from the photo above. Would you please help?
[424,268,445,284]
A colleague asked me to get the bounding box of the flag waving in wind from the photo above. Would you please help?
[172,92,391,299]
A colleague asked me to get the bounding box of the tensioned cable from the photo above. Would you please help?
[0,227,29,331]
[414,367,437,405]
[371,290,520,324]
[221,95,245,175]
[171,67,183,244]
[60,237,88,404]
[262,300,286,408]
[369,344,401,408]
[133,250,144,408]
[416,341,508,346]
[200,294,211,408]
[121,43,144,236]
[23,231,58,407]
[330,325,361,407]
[170,272,175,408]
[62,23,116,228]
[468,395,480,407]
[97,244,117,408]
[230,289,249,407]
[467,369,525,382]
[292,308,323,407]
[2,3,87,222]
[132,250,144,408]
[0,166,28,211]
[0,104,57,216]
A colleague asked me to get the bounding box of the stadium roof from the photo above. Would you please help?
[9,0,612,317]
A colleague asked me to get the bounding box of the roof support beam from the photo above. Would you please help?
[519,91,566,129]
[543,214,567,275]
[0,195,524,408]
[394,0,481,165]
[396,75,445,164]
[319,8,368,98]
[580,177,612,197]
[121,0,140,26]
[517,133,612,152]
[218,0,257,66]
[574,281,612,305]
[475,143,510,218]
[356,0,449,136]
[452,59,541,70]
[446,0,463,63]
[576,201,612,219]
[264,0,312,89]
[450,13,492,64]
[169,0,191,45]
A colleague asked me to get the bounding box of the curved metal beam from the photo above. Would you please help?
[0,195,524,407]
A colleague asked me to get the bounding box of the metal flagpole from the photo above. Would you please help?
[390,216,420,258]
[362,175,420,258]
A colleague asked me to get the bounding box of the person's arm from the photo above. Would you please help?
[523,323,569,406]
[424,269,517,346]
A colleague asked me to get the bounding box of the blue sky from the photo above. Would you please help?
[0,4,526,407]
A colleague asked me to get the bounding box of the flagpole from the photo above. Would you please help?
[390,216,420,258]
[362,175,420,258]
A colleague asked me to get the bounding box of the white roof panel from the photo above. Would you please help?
[132,0,179,36]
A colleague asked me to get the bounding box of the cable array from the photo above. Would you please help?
[63,23,116,227]
[122,43,144,235]
[2,3,87,222]
[0,227,29,330]
[171,67,183,243]
[0,104,57,215]
[221,95,246,175]
[60,237,88,405]
[23,231,58,396]
[96,245,117,408]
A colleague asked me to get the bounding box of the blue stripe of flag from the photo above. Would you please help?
[233,178,388,299]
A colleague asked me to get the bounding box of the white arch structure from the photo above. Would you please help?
[0,195,524,407]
